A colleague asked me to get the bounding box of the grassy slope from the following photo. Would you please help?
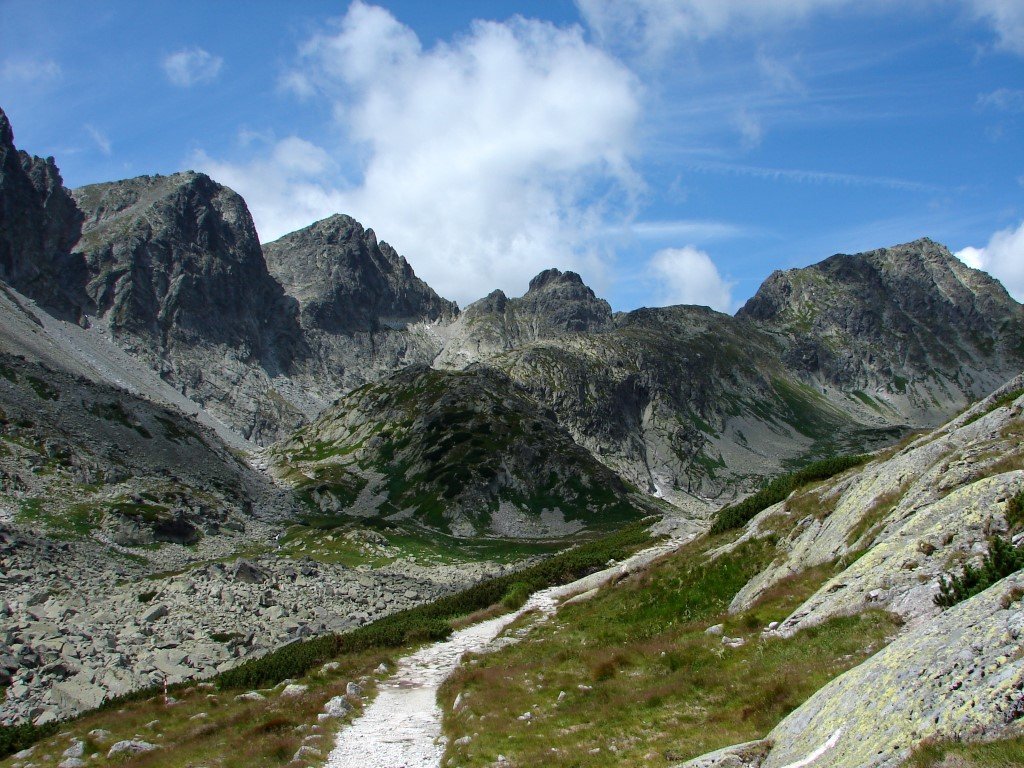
[438,533,901,767]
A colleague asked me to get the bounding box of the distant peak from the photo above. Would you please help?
[527,268,585,293]
[0,106,13,147]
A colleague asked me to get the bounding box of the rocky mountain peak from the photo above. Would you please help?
[263,213,456,335]
[737,237,1024,398]
[0,107,13,146]
[527,267,586,293]
[0,106,87,320]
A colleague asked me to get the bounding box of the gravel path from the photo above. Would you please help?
[325,537,685,768]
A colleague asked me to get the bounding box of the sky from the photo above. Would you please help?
[1,0,1022,312]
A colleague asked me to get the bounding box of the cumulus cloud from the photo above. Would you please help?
[204,1,640,305]
[0,57,61,83]
[647,245,734,311]
[955,221,1024,302]
[162,47,223,87]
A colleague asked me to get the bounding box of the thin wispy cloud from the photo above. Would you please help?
[608,220,748,240]
[977,88,1024,112]
[688,159,943,193]
[0,57,61,83]
[84,124,112,156]
[162,47,223,87]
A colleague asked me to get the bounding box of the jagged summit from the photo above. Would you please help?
[263,212,457,334]
[0,105,87,320]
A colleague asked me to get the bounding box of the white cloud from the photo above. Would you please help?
[194,137,346,241]
[955,221,1024,302]
[648,245,734,311]
[205,2,640,306]
[0,57,61,83]
[967,0,1024,55]
[162,47,223,87]
[84,124,112,156]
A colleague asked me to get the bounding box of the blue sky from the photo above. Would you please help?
[1,0,1022,311]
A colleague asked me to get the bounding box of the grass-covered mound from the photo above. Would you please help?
[273,365,647,538]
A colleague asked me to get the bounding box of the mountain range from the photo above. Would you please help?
[1,101,1023,734]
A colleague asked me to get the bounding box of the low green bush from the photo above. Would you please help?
[711,454,868,534]
[935,536,1024,608]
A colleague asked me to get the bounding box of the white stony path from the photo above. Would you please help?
[325,537,684,768]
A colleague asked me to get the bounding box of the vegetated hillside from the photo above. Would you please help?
[271,364,652,539]
[436,374,1024,768]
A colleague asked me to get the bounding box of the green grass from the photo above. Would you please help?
[903,734,1024,767]
[1006,489,1024,533]
[963,387,1024,427]
[25,375,59,401]
[711,454,869,534]
[13,498,102,539]
[0,520,653,762]
[439,536,901,767]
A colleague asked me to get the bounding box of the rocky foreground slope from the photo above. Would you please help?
[676,375,1024,767]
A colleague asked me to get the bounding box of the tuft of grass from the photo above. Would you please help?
[846,481,912,547]
[904,734,1024,767]
[1006,490,1024,533]
[962,387,1024,427]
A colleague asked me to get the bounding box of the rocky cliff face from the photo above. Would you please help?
[0,107,86,320]
[264,213,456,334]
[70,172,309,442]
[261,214,458,410]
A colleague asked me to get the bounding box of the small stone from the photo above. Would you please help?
[322,695,352,718]
[705,623,725,636]
[235,691,266,702]
[88,729,112,742]
[62,740,85,758]
[346,681,363,697]
[281,683,308,697]
[107,740,159,758]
